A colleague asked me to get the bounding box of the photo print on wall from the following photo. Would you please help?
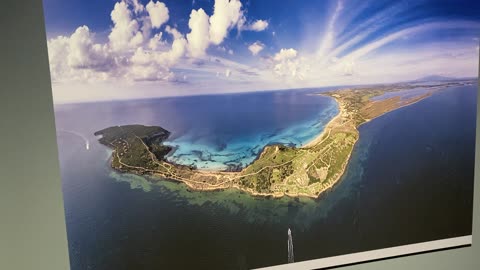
[43,0,479,269]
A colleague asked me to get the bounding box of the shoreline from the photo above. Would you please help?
[104,83,459,199]
[147,93,351,199]
[162,96,340,173]
[167,89,435,199]
[115,94,373,199]
[301,94,344,149]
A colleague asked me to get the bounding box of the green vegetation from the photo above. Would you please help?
[96,81,468,198]
[95,125,172,171]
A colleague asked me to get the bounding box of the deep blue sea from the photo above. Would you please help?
[55,85,476,269]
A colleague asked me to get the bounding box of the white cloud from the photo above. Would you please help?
[158,35,187,66]
[337,21,480,66]
[67,26,112,70]
[272,48,308,80]
[109,1,143,52]
[129,29,187,81]
[165,25,183,40]
[209,0,243,45]
[139,16,153,42]
[187,8,210,58]
[274,48,297,61]
[47,26,113,82]
[248,41,265,55]
[342,60,355,76]
[130,48,166,81]
[316,0,343,57]
[130,32,144,47]
[47,0,275,99]
[148,32,165,50]
[146,1,169,28]
[273,61,305,80]
[186,0,248,57]
[47,36,70,81]
[131,47,151,65]
[246,20,268,31]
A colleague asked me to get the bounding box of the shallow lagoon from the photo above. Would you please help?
[160,91,338,170]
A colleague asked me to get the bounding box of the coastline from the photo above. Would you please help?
[300,95,355,198]
[103,83,462,199]
[145,93,352,199]
[301,95,344,149]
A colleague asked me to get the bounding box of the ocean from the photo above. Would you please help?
[55,85,476,269]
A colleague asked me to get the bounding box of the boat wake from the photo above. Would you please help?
[57,129,90,150]
[288,228,294,263]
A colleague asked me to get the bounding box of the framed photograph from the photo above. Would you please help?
[43,0,479,269]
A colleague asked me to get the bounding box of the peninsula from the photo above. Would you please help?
[95,81,469,198]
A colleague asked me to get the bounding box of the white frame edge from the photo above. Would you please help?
[256,235,472,270]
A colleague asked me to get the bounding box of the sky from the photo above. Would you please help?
[43,0,480,103]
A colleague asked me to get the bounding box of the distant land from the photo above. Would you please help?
[95,80,474,198]
[411,75,476,82]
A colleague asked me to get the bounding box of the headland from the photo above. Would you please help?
[95,81,470,198]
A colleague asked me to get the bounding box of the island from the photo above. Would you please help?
[95,81,472,198]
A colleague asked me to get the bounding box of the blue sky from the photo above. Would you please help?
[43,0,480,103]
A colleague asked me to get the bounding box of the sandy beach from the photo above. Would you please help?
[301,95,345,149]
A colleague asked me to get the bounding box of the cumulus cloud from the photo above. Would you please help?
[272,48,307,80]
[159,35,187,66]
[187,8,210,58]
[165,25,183,40]
[139,15,153,42]
[245,19,268,31]
[48,1,197,83]
[131,47,151,65]
[185,0,248,58]
[146,1,169,28]
[274,48,297,61]
[67,26,112,70]
[148,32,165,50]
[129,28,187,81]
[46,0,270,86]
[130,48,166,81]
[248,41,265,55]
[47,26,114,82]
[209,0,243,45]
[109,1,143,52]
[47,36,71,81]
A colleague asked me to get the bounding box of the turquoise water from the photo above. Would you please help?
[163,98,338,170]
